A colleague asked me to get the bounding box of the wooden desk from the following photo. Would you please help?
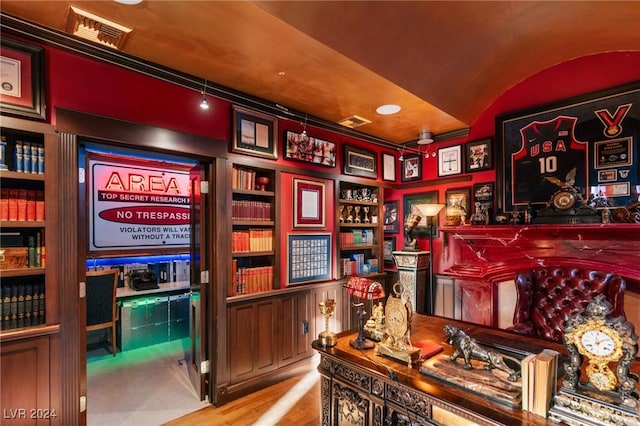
[313,315,640,426]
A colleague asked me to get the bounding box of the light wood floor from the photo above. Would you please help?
[162,367,321,426]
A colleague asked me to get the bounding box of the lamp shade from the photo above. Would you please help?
[415,203,445,217]
[346,277,385,300]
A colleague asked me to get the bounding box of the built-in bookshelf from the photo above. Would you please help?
[337,181,383,278]
[0,125,49,333]
[230,164,277,297]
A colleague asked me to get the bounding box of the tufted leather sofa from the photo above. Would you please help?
[506,266,626,343]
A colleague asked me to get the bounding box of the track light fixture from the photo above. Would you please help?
[300,113,308,139]
[199,79,209,110]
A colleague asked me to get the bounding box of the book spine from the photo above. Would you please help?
[0,188,9,221]
[24,283,33,327]
[14,141,23,173]
[38,145,45,174]
[22,142,31,173]
[17,189,27,221]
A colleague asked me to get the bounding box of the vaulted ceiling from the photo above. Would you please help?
[2,1,639,144]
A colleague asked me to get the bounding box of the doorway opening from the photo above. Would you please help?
[80,142,209,425]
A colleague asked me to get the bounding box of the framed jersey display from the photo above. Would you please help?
[497,82,640,215]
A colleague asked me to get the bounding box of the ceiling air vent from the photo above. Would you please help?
[66,6,132,50]
[338,115,372,129]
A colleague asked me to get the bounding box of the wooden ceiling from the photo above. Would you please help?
[1,1,639,144]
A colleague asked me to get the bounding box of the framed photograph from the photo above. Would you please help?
[438,145,462,177]
[287,233,332,285]
[383,237,396,264]
[293,178,326,228]
[401,153,422,182]
[465,139,492,172]
[343,145,377,179]
[403,191,440,237]
[445,187,471,226]
[284,130,336,167]
[473,182,494,203]
[382,153,396,181]
[0,38,45,121]
[497,82,640,212]
[231,105,278,159]
[383,200,399,234]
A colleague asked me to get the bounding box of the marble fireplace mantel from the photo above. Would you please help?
[438,224,640,291]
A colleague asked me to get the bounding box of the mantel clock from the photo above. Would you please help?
[549,295,639,425]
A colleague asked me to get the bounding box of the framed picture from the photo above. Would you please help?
[0,38,45,121]
[383,237,396,264]
[293,178,325,228]
[284,130,336,167]
[473,182,494,220]
[382,153,396,182]
[465,139,492,173]
[287,233,332,285]
[383,200,399,233]
[403,191,440,237]
[438,145,462,176]
[401,153,422,182]
[497,82,640,212]
[445,187,471,226]
[343,145,377,179]
[231,105,278,159]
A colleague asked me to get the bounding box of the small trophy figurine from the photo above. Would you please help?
[318,299,337,347]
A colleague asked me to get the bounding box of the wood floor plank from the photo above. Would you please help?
[162,368,321,425]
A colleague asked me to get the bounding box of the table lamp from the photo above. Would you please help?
[345,276,385,349]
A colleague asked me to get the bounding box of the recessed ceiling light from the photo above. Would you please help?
[376,104,401,115]
[114,0,143,5]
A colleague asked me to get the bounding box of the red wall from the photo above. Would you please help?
[28,38,640,277]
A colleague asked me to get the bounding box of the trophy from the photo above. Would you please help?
[354,206,361,223]
[318,299,337,347]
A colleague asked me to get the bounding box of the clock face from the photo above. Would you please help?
[552,189,577,210]
[385,297,407,337]
[580,330,616,357]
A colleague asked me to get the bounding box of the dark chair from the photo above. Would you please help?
[86,269,119,355]
[507,266,626,343]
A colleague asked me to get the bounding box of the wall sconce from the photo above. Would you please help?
[199,79,209,110]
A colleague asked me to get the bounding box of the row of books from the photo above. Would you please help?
[0,189,45,221]
[340,255,379,277]
[232,229,273,253]
[231,200,272,221]
[521,348,560,417]
[232,167,261,191]
[0,282,46,330]
[230,261,273,296]
[87,260,190,288]
[0,231,45,269]
[12,141,45,174]
[339,229,374,246]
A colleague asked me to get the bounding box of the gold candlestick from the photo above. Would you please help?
[318,299,337,347]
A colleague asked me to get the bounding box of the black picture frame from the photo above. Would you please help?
[284,130,336,167]
[287,233,332,285]
[497,82,640,213]
[465,138,493,173]
[401,153,422,182]
[437,145,462,177]
[343,145,377,179]
[0,38,46,121]
[403,191,439,237]
[383,200,399,234]
[473,182,494,221]
[231,105,278,159]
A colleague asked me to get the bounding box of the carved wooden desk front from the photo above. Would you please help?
[312,315,639,426]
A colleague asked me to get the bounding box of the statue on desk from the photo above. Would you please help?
[402,213,422,251]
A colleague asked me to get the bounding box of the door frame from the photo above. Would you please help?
[56,107,226,424]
